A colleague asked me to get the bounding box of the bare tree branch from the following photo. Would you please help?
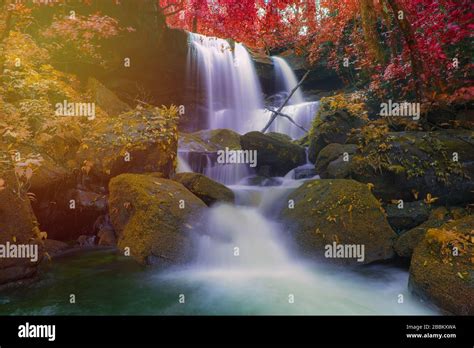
[261,70,310,133]
[264,107,308,133]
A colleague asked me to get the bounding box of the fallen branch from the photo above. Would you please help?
[261,70,310,133]
[264,107,308,133]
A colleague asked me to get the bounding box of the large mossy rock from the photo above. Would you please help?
[77,106,179,185]
[317,129,474,205]
[408,216,474,315]
[108,174,207,266]
[240,131,306,177]
[0,170,43,286]
[179,128,242,152]
[279,179,397,265]
[308,110,367,163]
[173,173,234,206]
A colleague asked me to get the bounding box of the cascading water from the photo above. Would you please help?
[158,181,435,315]
[272,56,305,105]
[187,33,264,134]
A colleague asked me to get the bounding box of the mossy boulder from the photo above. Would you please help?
[173,173,234,206]
[394,207,450,258]
[308,110,367,162]
[266,132,293,143]
[315,143,357,178]
[0,170,44,285]
[408,216,474,315]
[353,130,474,205]
[108,174,207,266]
[240,131,306,177]
[76,105,179,185]
[318,129,474,205]
[385,201,431,233]
[279,179,397,265]
[179,128,242,152]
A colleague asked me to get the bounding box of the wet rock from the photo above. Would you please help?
[385,201,431,233]
[280,179,397,265]
[409,215,474,315]
[93,215,116,246]
[97,228,116,247]
[240,131,306,177]
[293,167,317,180]
[77,235,96,247]
[243,176,283,187]
[173,173,234,206]
[43,239,69,257]
[179,128,242,152]
[108,174,207,266]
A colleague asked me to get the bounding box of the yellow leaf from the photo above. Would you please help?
[12,236,16,242]
[367,183,374,191]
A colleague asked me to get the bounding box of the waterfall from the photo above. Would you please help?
[187,33,264,134]
[272,56,305,105]
[177,150,253,185]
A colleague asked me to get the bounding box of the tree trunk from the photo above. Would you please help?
[384,0,424,98]
[359,0,386,64]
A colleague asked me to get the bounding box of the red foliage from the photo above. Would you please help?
[163,0,472,98]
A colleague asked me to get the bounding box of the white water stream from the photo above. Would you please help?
[171,32,435,315]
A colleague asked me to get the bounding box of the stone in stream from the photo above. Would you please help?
[173,173,234,206]
[42,239,69,258]
[240,131,306,177]
[179,128,242,152]
[280,179,397,265]
[108,174,207,266]
[408,215,474,315]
